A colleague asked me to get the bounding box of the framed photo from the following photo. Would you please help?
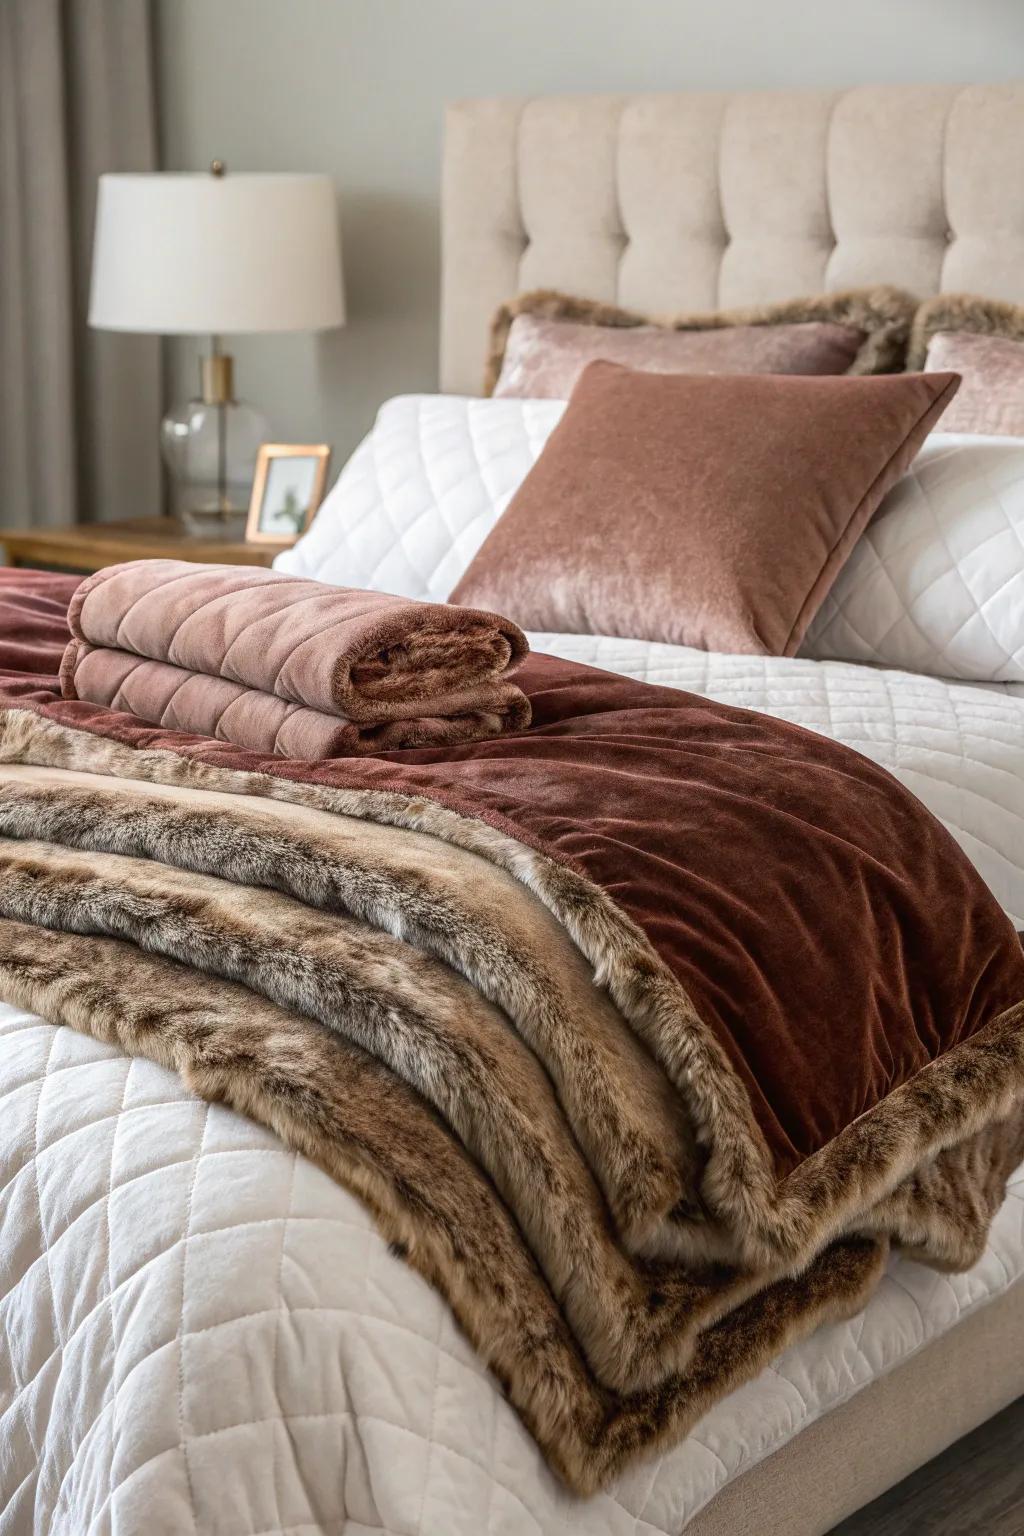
[246,443,331,545]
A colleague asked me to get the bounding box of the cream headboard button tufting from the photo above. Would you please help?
[441,83,1024,395]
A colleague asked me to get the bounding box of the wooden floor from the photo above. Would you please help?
[832,1395,1024,1534]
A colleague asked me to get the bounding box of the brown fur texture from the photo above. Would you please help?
[0,917,963,1490]
[483,285,919,394]
[2,711,1022,1278]
[0,719,1022,1490]
[1,915,1022,1495]
[907,291,1024,369]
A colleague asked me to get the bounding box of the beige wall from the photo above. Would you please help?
[156,0,1024,464]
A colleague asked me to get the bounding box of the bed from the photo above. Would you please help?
[4,81,1024,1536]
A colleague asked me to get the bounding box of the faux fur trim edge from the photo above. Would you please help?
[908,291,1024,369]
[0,917,895,1495]
[2,705,1022,1285]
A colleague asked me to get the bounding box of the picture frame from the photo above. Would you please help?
[245,443,331,546]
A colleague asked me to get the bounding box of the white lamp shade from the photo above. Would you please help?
[89,172,345,334]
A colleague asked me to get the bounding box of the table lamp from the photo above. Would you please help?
[89,164,345,534]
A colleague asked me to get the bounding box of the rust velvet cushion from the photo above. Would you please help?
[450,362,960,655]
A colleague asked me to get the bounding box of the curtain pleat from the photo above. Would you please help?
[0,0,161,530]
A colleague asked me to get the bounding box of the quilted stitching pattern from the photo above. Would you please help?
[803,434,1024,682]
[274,396,563,601]
[2,1001,1023,1536]
[103,651,302,755]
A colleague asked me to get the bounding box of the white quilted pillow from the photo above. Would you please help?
[275,394,564,600]
[803,434,1024,682]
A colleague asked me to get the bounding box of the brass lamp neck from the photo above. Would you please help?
[200,351,234,405]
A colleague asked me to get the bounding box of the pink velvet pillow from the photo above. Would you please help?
[451,363,960,656]
[923,331,1024,436]
[493,313,867,399]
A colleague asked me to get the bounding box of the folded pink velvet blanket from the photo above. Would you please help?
[60,560,531,757]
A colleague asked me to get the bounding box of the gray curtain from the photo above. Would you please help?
[0,0,161,530]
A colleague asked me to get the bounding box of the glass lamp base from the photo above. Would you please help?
[161,394,269,538]
[178,506,250,541]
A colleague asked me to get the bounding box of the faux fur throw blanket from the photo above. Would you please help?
[2,570,1024,1493]
[59,559,531,756]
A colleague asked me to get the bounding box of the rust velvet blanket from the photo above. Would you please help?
[1,569,1023,1492]
[59,560,531,756]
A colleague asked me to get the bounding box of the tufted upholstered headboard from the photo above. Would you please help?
[440,83,1024,395]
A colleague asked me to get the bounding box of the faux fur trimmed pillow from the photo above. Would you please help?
[910,294,1024,437]
[484,285,918,397]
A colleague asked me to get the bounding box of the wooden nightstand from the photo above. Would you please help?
[1,517,280,574]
